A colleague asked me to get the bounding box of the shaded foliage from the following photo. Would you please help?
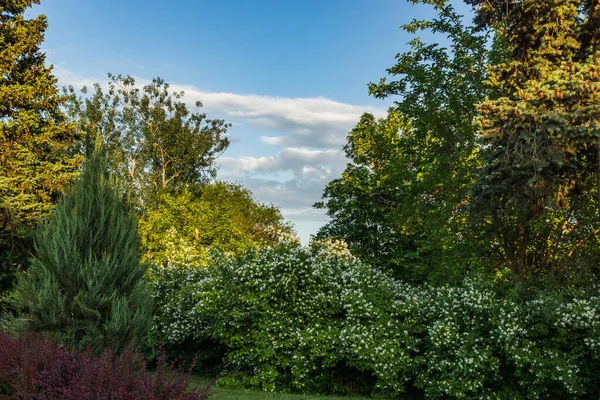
[0,331,212,399]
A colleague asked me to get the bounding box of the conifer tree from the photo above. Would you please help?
[0,1,82,274]
[468,0,600,276]
[11,151,152,353]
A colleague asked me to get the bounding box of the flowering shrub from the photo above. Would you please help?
[152,240,418,396]
[150,241,600,398]
[408,281,600,399]
[0,331,212,399]
[146,259,219,371]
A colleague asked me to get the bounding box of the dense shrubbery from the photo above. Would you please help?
[0,331,211,399]
[150,243,600,399]
[409,280,600,399]
[151,241,418,396]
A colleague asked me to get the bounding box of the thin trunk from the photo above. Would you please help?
[597,141,600,213]
[130,157,136,179]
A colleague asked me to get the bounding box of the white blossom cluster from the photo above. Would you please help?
[148,241,600,399]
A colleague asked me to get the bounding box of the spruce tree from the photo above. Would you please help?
[468,0,600,276]
[0,1,82,276]
[11,152,153,353]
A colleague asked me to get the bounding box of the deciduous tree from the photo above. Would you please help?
[64,74,230,211]
[317,1,489,283]
[139,182,296,265]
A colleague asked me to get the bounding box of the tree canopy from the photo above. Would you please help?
[64,74,231,211]
[317,1,489,283]
[469,0,600,277]
[139,181,296,266]
[0,0,82,272]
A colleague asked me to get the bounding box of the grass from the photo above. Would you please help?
[189,376,370,400]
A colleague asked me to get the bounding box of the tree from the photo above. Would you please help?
[63,74,230,211]
[11,152,152,353]
[0,0,82,278]
[139,181,297,266]
[467,0,600,277]
[316,112,415,278]
[316,1,489,283]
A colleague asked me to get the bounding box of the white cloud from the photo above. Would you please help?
[53,67,387,150]
[167,89,386,149]
[53,67,388,243]
[218,148,347,242]
[53,66,98,90]
[220,148,346,178]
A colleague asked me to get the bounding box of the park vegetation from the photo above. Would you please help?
[1,0,600,398]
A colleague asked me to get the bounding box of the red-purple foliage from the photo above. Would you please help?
[0,332,212,400]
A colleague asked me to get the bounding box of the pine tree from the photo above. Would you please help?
[0,1,82,273]
[468,0,600,276]
[11,152,153,353]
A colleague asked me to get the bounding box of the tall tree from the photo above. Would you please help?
[0,0,81,285]
[64,74,230,211]
[468,0,600,277]
[11,151,152,353]
[316,112,415,279]
[317,1,489,283]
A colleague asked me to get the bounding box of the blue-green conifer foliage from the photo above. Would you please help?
[12,152,152,353]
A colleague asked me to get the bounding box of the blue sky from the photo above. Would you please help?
[31,0,473,243]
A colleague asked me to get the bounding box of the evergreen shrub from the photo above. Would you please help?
[11,153,153,353]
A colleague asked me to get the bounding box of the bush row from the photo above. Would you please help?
[150,241,600,399]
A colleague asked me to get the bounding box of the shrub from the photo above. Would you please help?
[0,331,211,399]
[146,260,223,373]
[410,280,600,399]
[150,241,600,399]
[10,152,153,353]
[153,240,419,397]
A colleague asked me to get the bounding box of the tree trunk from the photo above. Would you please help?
[597,141,600,213]
[516,222,527,277]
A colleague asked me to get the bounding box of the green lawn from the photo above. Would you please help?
[189,376,370,400]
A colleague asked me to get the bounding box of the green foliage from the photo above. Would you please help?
[317,2,490,283]
[139,182,297,265]
[63,74,230,211]
[10,152,152,353]
[411,279,600,399]
[315,112,419,279]
[151,243,600,398]
[0,0,82,288]
[151,241,419,397]
[468,0,600,276]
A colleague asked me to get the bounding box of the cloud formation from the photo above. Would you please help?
[54,67,386,150]
[53,67,388,242]
[220,148,346,177]
[165,87,386,149]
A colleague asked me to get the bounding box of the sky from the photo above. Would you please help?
[30,0,473,243]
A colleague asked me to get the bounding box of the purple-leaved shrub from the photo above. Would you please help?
[0,332,212,400]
